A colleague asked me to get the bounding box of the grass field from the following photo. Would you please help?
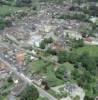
[73,45,98,57]
[61,62,74,72]
[0,5,27,16]
[29,59,64,86]
[31,60,49,73]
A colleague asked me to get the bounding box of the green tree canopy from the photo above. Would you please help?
[20,85,39,100]
[58,51,69,63]
[78,52,97,75]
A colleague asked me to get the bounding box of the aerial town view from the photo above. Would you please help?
[0,0,98,100]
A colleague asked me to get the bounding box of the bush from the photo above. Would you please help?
[78,52,96,75]
[39,37,53,49]
[58,51,69,63]
[40,40,46,49]
[84,95,94,100]
[0,18,12,30]
[46,48,57,55]
[73,95,80,100]
[20,85,39,100]
[55,66,66,80]
[0,18,6,29]
[68,52,78,64]
[15,0,32,6]
[7,77,13,83]
[72,39,84,48]
[44,37,53,44]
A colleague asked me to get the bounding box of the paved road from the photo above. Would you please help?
[0,54,57,100]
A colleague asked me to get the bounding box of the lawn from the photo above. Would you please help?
[0,5,27,16]
[73,45,98,57]
[30,60,73,87]
[29,59,64,86]
[28,59,56,74]
[30,60,51,73]
[0,95,6,100]
[46,66,64,87]
[61,62,74,72]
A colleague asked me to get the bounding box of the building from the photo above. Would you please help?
[64,83,85,100]
[16,50,25,65]
[0,61,6,70]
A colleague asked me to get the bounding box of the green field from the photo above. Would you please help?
[27,59,64,86]
[73,45,98,57]
[61,62,74,72]
[0,5,27,16]
[30,60,50,73]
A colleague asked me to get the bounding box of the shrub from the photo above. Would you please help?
[46,48,57,55]
[40,40,46,49]
[58,51,69,63]
[73,95,80,100]
[20,85,39,100]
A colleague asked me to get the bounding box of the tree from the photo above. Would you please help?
[74,62,82,68]
[20,85,39,100]
[78,52,96,75]
[39,40,46,49]
[94,56,98,66]
[55,66,66,80]
[84,96,94,100]
[68,52,78,64]
[0,18,6,30]
[58,51,69,63]
[44,37,53,44]
[7,76,13,83]
[46,48,57,55]
[72,68,96,99]
[55,65,70,81]
[71,69,81,81]
[15,0,32,6]
[72,39,84,48]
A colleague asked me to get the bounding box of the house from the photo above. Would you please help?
[64,30,82,40]
[90,17,98,23]
[50,42,65,52]
[30,35,43,47]
[64,83,85,100]
[16,50,25,65]
[0,61,6,69]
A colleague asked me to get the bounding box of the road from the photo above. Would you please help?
[0,54,57,100]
